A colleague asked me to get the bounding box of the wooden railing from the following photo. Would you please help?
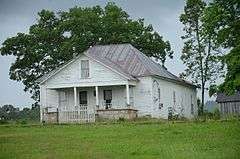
[58,104,95,123]
[98,99,134,110]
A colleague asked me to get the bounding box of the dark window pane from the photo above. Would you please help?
[104,90,112,100]
[79,91,87,104]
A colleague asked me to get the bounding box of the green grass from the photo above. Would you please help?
[0,120,240,159]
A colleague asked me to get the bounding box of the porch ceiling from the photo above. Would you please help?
[46,80,137,89]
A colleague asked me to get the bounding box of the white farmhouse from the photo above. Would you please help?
[37,44,197,123]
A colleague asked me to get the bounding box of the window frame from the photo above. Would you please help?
[59,91,67,102]
[158,88,161,103]
[79,91,88,105]
[173,91,176,106]
[80,60,90,79]
[190,95,194,115]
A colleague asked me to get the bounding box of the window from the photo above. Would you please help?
[158,88,163,109]
[158,88,161,103]
[60,91,67,102]
[104,90,112,109]
[59,91,67,110]
[191,95,194,115]
[79,91,87,105]
[81,60,89,78]
[173,91,176,106]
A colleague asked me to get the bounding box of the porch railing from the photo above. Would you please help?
[58,104,95,123]
[98,99,134,110]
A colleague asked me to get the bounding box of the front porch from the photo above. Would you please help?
[42,84,137,123]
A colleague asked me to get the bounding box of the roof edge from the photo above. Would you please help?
[152,75,198,88]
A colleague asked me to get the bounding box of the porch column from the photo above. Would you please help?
[126,84,130,107]
[95,86,99,109]
[74,87,77,107]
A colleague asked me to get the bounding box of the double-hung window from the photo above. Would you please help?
[81,60,89,78]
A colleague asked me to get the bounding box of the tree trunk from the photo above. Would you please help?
[201,82,205,115]
[196,23,205,115]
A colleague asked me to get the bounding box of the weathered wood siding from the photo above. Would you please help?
[44,54,127,88]
[133,76,154,116]
[151,77,197,119]
[218,102,240,115]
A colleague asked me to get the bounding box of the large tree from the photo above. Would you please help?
[1,3,173,102]
[180,0,223,114]
[203,0,240,95]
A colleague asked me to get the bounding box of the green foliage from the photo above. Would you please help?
[209,84,218,97]
[203,0,240,94]
[212,108,221,120]
[196,108,221,121]
[0,119,9,125]
[0,104,20,121]
[0,104,40,122]
[180,0,223,115]
[118,117,125,122]
[0,121,239,158]
[219,45,240,94]
[16,119,28,125]
[0,3,173,102]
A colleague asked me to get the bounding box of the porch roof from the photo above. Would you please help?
[46,80,137,89]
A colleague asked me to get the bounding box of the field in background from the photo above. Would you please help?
[0,120,240,159]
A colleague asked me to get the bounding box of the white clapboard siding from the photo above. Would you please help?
[133,76,154,116]
[44,54,127,87]
[151,76,197,119]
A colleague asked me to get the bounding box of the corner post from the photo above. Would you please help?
[126,84,130,107]
[95,86,99,109]
[74,87,77,107]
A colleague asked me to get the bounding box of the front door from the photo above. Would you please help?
[104,90,112,109]
[79,91,88,106]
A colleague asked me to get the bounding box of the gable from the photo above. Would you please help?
[38,44,195,87]
[43,54,127,86]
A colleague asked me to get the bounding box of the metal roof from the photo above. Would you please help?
[216,92,240,103]
[37,44,196,87]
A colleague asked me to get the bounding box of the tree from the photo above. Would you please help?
[0,104,20,120]
[0,104,40,122]
[203,0,240,95]
[180,0,223,115]
[0,3,173,103]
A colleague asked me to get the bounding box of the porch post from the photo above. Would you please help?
[74,87,77,107]
[126,84,130,107]
[95,86,99,109]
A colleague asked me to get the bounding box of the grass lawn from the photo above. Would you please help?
[0,120,240,159]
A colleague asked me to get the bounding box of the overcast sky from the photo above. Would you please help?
[0,0,215,107]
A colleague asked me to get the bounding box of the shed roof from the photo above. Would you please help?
[216,92,240,103]
[37,44,196,87]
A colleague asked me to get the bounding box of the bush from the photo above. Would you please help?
[213,108,221,120]
[194,108,221,121]
[16,119,28,125]
[118,117,125,122]
[0,119,9,125]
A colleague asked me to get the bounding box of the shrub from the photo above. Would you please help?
[16,119,28,125]
[213,108,221,120]
[0,119,9,125]
[118,117,125,122]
